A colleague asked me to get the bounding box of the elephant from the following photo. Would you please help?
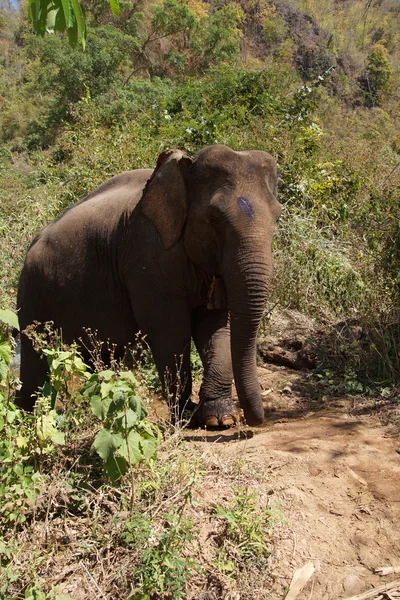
[16,144,282,427]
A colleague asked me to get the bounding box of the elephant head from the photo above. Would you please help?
[142,145,282,426]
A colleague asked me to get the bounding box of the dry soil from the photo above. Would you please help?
[188,310,400,600]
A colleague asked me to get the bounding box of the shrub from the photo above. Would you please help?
[364,41,393,104]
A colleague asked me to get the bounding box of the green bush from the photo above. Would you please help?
[273,213,367,316]
[365,42,393,104]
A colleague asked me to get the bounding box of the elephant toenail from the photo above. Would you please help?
[205,415,219,427]
[220,414,235,427]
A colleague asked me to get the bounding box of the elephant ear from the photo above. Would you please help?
[264,153,278,198]
[142,149,192,249]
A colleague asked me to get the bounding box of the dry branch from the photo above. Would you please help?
[347,467,368,487]
[375,567,400,577]
[343,578,400,600]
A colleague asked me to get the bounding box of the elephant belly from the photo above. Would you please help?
[19,269,139,354]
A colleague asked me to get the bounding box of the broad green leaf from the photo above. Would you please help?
[74,356,87,372]
[128,395,147,417]
[30,0,48,36]
[51,429,65,445]
[28,0,122,48]
[0,358,9,384]
[42,380,52,399]
[70,0,86,48]
[67,22,78,47]
[111,389,126,409]
[114,408,139,430]
[98,369,115,381]
[92,428,123,461]
[139,432,157,461]
[96,393,113,419]
[113,380,132,392]
[100,380,114,398]
[141,421,158,438]
[16,435,28,448]
[0,309,19,330]
[45,6,58,32]
[109,0,120,18]
[7,410,17,424]
[122,408,139,428]
[105,454,127,481]
[119,371,138,385]
[14,464,23,476]
[117,430,143,465]
[58,351,74,361]
[90,394,104,419]
[82,377,99,397]
[61,0,74,28]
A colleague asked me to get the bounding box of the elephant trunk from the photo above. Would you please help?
[222,247,271,426]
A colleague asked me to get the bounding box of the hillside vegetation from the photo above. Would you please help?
[0,1,400,597]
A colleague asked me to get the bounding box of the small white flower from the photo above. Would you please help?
[148,529,158,545]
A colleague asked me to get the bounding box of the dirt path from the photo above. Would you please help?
[189,361,400,600]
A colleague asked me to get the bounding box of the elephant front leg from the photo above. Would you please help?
[192,306,239,428]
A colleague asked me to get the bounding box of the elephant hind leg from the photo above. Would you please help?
[131,298,193,422]
[16,333,49,411]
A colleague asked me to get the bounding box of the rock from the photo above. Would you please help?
[342,574,364,596]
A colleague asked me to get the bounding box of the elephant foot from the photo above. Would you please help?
[192,398,241,429]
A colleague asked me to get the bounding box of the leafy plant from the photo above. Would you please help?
[28,0,121,48]
[212,487,274,567]
[363,41,393,105]
[123,475,198,599]
[24,324,89,408]
[0,308,19,385]
[83,369,159,482]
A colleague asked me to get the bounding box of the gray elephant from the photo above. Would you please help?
[17,144,281,427]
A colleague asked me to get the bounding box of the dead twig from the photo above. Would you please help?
[347,467,368,487]
[375,567,400,576]
[80,561,108,600]
[343,578,400,600]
